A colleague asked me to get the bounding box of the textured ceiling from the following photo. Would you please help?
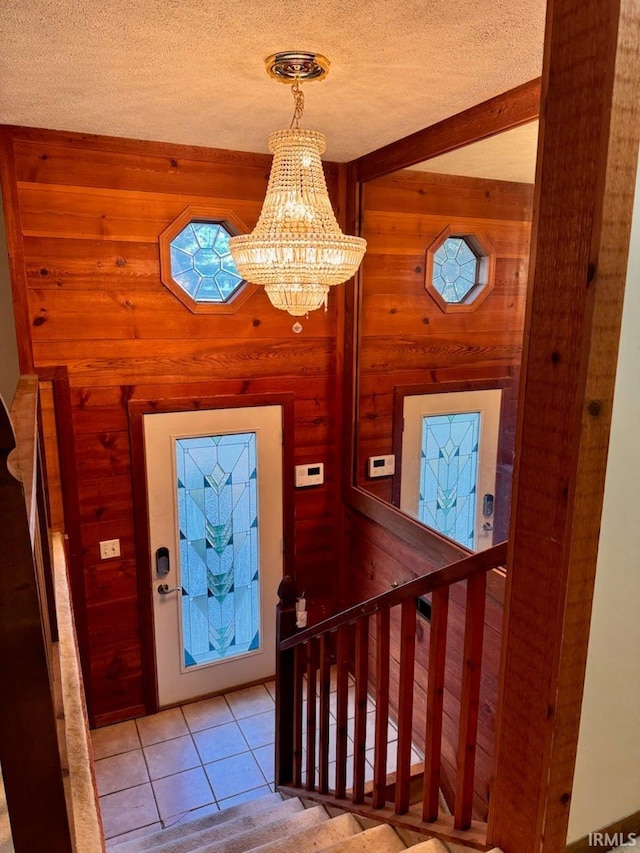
[415,122,540,183]
[0,0,546,162]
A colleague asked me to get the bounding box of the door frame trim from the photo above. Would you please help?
[129,391,296,714]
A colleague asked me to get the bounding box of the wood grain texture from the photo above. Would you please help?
[352,618,369,804]
[488,0,640,849]
[2,124,344,722]
[423,586,449,821]
[454,572,487,830]
[395,600,417,815]
[0,130,34,371]
[372,608,391,809]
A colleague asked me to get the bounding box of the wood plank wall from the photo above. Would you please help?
[349,168,532,818]
[0,125,342,726]
[357,168,532,543]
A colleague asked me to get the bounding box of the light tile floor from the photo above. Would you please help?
[92,675,423,846]
[92,681,278,845]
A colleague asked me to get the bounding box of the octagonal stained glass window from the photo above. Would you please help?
[170,221,244,304]
[431,237,479,303]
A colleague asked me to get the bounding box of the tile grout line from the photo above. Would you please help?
[162,705,217,827]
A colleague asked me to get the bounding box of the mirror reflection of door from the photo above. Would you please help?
[356,121,536,536]
[143,406,283,707]
[400,390,501,551]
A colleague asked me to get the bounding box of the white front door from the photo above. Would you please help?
[143,406,283,707]
[400,389,502,551]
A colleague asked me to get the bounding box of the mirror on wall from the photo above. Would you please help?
[355,121,539,551]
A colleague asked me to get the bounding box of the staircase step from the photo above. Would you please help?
[247,813,362,853]
[121,803,328,853]
[110,794,295,852]
[186,804,329,853]
[318,824,406,853]
[403,840,448,852]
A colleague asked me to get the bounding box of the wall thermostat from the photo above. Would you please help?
[368,454,396,478]
[295,462,324,487]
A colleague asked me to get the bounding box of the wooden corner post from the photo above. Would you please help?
[488,0,640,851]
[275,575,298,787]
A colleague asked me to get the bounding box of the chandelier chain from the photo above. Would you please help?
[289,79,305,129]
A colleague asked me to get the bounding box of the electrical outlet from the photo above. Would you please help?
[99,539,121,560]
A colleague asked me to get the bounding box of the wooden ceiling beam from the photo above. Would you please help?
[355,77,541,184]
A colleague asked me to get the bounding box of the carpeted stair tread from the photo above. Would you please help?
[111,794,297,852]
[182,806,329,853]
[122,803,328,853]
[246,812,362,853]
[402,840,448,853]
[317,824,406,853]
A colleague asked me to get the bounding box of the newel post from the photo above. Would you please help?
[275,575,297,787]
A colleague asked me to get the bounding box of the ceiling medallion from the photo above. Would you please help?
[265,51,330,83]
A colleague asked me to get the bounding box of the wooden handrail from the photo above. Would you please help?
[280,541,507,651]
[51,533,105,852]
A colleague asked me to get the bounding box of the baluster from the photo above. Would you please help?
[352,617,369,803]
[395,599,417,814]
[372,608,390,808]
[305,637,318,790]
[292,643,304,787]
[334,623,351,798]
[275,576,297,787]
[454,572,487,830]
[423,586,450,821]
[318,632,332,794]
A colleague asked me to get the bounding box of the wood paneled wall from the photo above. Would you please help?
[0,125,343,726]
[357,168,533,542]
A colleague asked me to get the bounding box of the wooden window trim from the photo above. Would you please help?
[158,205,258,314]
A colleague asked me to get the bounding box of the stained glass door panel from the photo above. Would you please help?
[144,406,282,707]
[418,413,480,548]
[175,433,259,669]
[400,390,501,553]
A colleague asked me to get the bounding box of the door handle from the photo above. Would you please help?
[157,584,181,595]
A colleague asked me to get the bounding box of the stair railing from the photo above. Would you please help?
[275,541,507,850]
[0,377,103,852]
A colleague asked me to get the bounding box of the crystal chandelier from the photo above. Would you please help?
[229,52,366,317]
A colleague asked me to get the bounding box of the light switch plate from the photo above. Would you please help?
[99,539,121,560]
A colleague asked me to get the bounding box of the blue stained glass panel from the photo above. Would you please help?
[175,432,260,668]
[169,221,244,304]
[418,413,480,549]
[432,237,479,303]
